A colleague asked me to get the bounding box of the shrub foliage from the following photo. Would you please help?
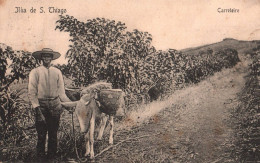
[55,15,240,105]
[0,46,38,160]
[232,49,260,162]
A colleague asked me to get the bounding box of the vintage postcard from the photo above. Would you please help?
[0,0,259,162]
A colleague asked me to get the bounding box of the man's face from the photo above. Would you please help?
[41,54,53,65]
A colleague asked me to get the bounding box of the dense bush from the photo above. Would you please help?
[0,46,38,161]
[0,47,37,130]
[232,51,259,162]
[56,15,240,106]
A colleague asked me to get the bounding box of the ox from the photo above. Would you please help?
[61,90,125,159]
[148,86,161,102]
[147,78,164,102]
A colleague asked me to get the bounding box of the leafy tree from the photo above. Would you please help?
[55,64,70,78]
[0,45,37,148]
[0,46,37,91]
[121,30,155,93]
[55,15,157,104]
[56,15,127,86]
[0,46,12,86]
[56,15,240,106]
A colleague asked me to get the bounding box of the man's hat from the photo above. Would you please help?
[32,48,61,60]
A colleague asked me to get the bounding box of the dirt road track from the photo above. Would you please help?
[92,61,249,163]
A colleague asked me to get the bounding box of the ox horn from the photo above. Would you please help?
[85,101,90,106]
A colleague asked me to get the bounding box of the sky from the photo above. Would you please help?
[0,0,259,64]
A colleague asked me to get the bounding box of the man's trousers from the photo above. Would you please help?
[35,97,63,158]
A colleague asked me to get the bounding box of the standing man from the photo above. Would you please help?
[28,48,72,160]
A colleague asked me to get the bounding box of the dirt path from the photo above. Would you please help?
[91,61,249,163]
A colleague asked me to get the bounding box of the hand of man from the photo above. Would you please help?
[61,102,75,114]
[61,105,75,114]
[35,106,46,123]
[66,107,75,114]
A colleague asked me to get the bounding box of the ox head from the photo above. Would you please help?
[61,93,98,133]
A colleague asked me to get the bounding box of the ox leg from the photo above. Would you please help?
[97,114,108,140]
[109,116,114,145]
[84,132,90,157]
[89,116,95,159]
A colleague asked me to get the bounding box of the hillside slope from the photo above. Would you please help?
[90,58,249,163]
[181,38,260,55]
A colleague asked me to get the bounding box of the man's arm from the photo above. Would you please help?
[28,69,40,108]
[57,70,71,102]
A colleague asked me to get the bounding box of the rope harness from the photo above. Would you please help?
[71,111,88,163]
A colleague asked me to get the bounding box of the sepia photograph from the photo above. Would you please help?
[0,0,259,162]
